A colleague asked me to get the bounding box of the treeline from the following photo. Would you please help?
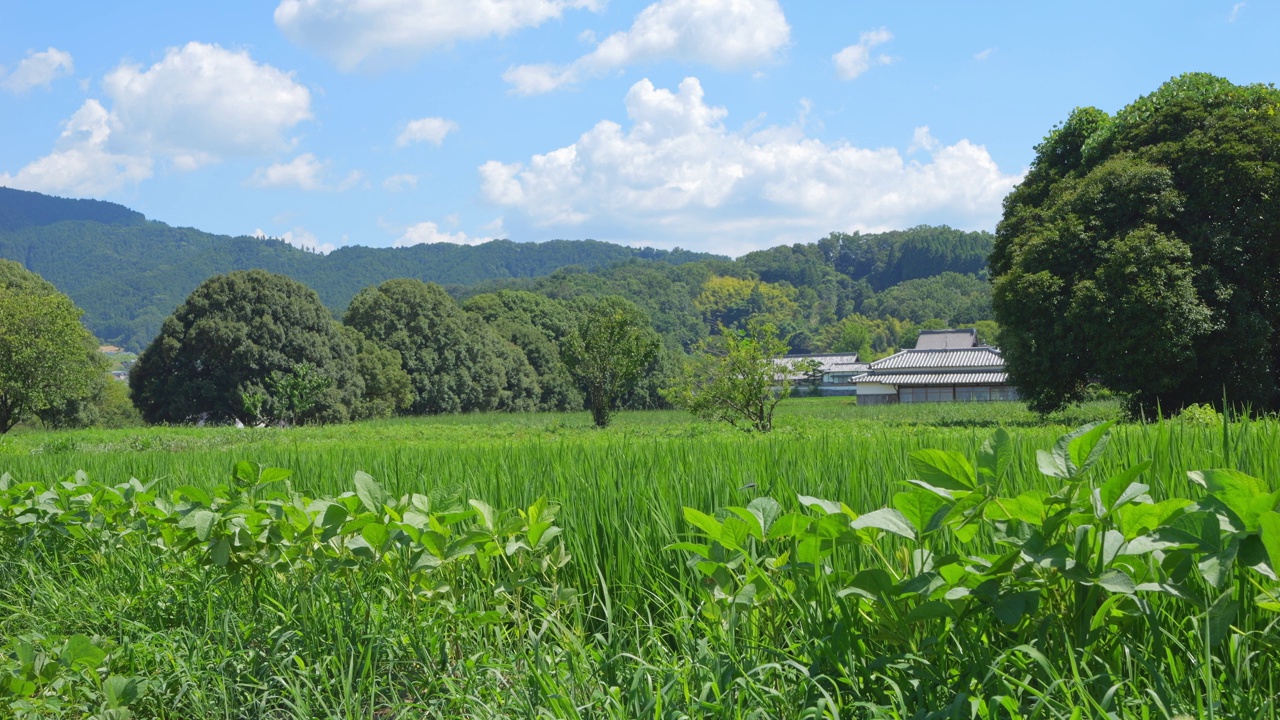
[0,187,719,351]
[124,270,671,429]
[460,226,997,358]
[0,188,995,353]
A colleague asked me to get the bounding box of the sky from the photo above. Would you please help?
[0,1,1276,257]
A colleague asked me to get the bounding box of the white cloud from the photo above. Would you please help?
[394,220,491,247]
[479,77,1022,255]
[1,43,312,197]
[505,0,789,94]
[0,100,152,195]
[1,47,75,93]
[104,42,312,168]
[396,116,457,147]
[1228,2,1245,21]
[382,173,418,191]
[974,47,996,61]
[833,28,893,80]
[337,170,366,191]
[247,153,328,190]
[253,226,336,254]
[275,0,602,72]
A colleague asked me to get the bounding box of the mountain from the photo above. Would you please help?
[0,187,721,350]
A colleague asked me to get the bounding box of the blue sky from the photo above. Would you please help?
[1,1,1275,256]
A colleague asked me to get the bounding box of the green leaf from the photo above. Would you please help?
[1259,512,1280,572]
[1207,589,1239,645]
[977,427,1013,486]
[257,467,293,485]
[766,512,812,539]
[211,536,231,567]
[1191,469,1280,531]
[841,568,896,601]
[664,542,712,557]
[850,508,916,540]
[905,600,955,623]
[1098,461,1152,515]
[361,522,389,549]
[892,490,949,536]
[61,635,105,669]
[985,493,1046,526]
[354,471,389,515]
[103,676,142,708]
[909,449,976,491]
[1064,420,1115,474]
[178,509,219,542]
[745,497,782,536]
[173,485,212,506]
[797,494,842,515]
[1095,569,1136,594]
[726,507,764,541]
[1117,499,1192,540]
[468,499,496,532]
[682,507,723,542]
[993,591,1038,625]
[1036,449,1070,479]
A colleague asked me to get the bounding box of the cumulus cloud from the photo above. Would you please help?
[253,226,336,254]
[396,116,457,147]
[505,0,789,94]
[275,0,602,71]
[394,221,491,247]
[247,153,328,190]
[382,173,418,191]
[833,28,893,80]
[1,47,75,93]
[1,42,312,197]
[479,77,1022,254]
[0,100,152,195]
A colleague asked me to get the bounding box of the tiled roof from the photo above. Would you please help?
[774,353,867,374]
[914,329,977,350]
[868,346,1004,370]
[851,371,1009,385]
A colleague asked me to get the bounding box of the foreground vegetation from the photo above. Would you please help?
[4,401,1280,718]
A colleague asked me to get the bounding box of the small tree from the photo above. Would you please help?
[562,296,661,428]
[667,323,799,433]
[0,264,106,434]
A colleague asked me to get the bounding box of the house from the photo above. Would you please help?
[850,329,1019,404]
[774,353,870,396]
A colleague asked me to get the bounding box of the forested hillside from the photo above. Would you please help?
[0,188,717,349]
[0,187,997,353]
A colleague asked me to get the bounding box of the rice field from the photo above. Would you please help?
[4,399,1280,718]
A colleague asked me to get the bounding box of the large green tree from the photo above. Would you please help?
[343,279,535,414]
[0,261,106,433]
[991,73,1280,414]
[666,323,798,433]
[130,269,363,425]
[562,296,661,427]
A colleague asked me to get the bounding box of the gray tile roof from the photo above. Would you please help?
[774,353,868,374]
[868,347,1004,370]
[851,371,1008,385]
[914,329,978,350]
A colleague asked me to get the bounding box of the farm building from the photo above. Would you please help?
[773,353,870,396]
[850,329,1019,405]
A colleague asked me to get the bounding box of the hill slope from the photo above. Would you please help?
[0,188,719,350]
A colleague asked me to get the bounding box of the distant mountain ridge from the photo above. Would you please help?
[0,187,722,350]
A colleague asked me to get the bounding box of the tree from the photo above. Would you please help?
[340,325,414,420]
[0,262,106,433]
[990,73,1279,413]
[344,279,515,414]
[562,296,661,427]
[666,323,798,433]
[130,269,362,425]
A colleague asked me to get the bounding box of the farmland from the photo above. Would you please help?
[4,399,1280,718]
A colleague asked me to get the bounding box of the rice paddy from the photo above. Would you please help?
[4,399,1280,718]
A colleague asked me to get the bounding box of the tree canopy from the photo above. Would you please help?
[991,73,1280,413]
[130,269,362,425]
[562,296,661,427]
[0,260,107,433]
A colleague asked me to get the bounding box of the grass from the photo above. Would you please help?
[3,399,1280,718]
